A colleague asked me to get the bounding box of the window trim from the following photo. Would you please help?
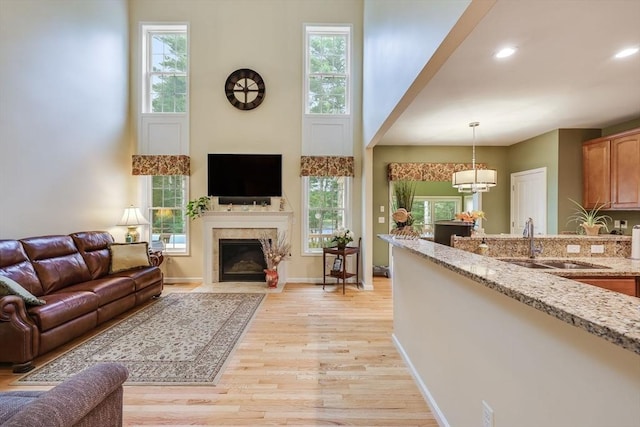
[145,175,190,256]
[302,176,352,255]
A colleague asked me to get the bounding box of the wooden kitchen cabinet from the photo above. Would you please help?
[611,132,640,209]
[582,138,610,209]
[582,128,640,210]
[574,276,639,297]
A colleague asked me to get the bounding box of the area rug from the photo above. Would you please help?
[16,293,265,386]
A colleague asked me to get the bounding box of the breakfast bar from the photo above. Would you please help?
[380,234,640,427]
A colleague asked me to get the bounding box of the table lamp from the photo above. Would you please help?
[117,206,150,243]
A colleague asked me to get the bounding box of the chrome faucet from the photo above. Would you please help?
[523,218,543,258]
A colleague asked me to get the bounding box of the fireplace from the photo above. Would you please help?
[219,239,266,282]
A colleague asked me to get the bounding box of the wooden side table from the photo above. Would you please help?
[322,245,360,294]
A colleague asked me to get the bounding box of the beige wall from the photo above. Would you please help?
[0,0,131,239]
[128,0,364,282]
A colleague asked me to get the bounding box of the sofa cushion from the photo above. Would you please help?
[0,275,45,306]
[28,292,99,332]
[20,236,91,294]
[0,240,45,297]
[109,243,151,273]
[71,231,114,280]
[112,266,162,291]
[64,276,135,307]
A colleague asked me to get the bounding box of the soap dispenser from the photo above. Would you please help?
[477,238,489,256]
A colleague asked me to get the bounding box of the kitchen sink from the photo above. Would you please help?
[500,259,610,270]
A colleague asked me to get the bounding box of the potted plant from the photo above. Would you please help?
[330,228,354,249]
[186,196,211,219]
[567,198,612,235]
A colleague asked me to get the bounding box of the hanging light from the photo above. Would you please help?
[452,122,497,193]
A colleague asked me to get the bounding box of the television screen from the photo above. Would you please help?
[208,154,282,199]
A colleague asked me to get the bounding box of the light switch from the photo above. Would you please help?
[379,205,385,213]
[378,216,385,224]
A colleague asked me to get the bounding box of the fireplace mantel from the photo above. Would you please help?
[201,208,293,285]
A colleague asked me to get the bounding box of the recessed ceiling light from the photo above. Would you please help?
[495,47,516,59]
[615,47,639,58]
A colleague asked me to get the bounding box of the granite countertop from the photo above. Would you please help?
[380,234,640,355]
[497,256,640,278]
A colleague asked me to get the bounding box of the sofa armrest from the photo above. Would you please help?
[0,296,39,369]
[1,363,129,427]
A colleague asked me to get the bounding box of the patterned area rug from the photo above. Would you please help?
[16,293,265,386]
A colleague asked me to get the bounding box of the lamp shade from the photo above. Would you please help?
[452,169,497,193]
[117,206,150,226]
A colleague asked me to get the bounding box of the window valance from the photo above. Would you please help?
[388,162,488,182]
[300,156,354,177]
[132,155,190,176]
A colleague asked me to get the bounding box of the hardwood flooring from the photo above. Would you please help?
[1,279,437,426]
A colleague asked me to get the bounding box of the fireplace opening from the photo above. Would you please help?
[219,239,267,282]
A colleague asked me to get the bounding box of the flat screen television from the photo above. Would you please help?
[208,154,282,204]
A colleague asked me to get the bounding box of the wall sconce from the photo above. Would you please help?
[117,206,150,243]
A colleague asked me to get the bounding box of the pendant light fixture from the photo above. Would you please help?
[452,122,497,193]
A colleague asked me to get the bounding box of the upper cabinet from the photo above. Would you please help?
[583,129,640,210]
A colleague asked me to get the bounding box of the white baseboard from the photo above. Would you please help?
[392,333,450,427]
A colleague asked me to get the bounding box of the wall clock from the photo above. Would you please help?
[224,68,266,110]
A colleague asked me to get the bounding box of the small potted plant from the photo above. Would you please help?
[186,196,211,219]
[567,198,612,235]
[330,228,354,249]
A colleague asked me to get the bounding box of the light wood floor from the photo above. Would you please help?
[1,279,437,426]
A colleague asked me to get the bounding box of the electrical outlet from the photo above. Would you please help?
[378,216,385,224]
[567,244,581,253]
[482,401,494,427]
[614,220,621,229]
[591,244,605,254]
[620,220,628,229]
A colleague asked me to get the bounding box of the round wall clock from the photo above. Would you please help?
[224,68,266,110]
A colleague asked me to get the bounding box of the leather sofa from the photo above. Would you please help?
[0,231,163,373]
[0,362,128,427]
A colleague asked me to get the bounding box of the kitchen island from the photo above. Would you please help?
[380,234,640,427]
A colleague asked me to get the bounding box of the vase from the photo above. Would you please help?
[264,268,279,288]
[337,243,346,250]
[582,224,602,236]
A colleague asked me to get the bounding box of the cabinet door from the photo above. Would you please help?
[574,277,638,297]
[582,139,610,209]
[611,132,640,209]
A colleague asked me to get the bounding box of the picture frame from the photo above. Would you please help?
[331,257,343,272]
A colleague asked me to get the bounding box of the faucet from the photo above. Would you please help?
[523,218,543,258]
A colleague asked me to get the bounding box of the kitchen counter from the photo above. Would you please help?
[381,234,640,426]
[380,234,640,355]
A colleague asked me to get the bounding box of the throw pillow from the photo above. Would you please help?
[109,242,151,273]
[0,275,46,306]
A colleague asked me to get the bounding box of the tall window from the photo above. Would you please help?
[150,176,187,253]
[142,25,188,113]
[401,196,462,234]
[303,176,351,254]
[140,24,189,254]
[305,25,350,115]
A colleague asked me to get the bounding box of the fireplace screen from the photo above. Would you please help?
[219,239,267,282]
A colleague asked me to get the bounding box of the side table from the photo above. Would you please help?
[322,245,360,294]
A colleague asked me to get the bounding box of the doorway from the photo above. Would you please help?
[510,167,547,235]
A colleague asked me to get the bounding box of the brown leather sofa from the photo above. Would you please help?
[0,231,163,373]
[0,362,128,427]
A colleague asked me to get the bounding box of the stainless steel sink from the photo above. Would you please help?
[500,259,610,270]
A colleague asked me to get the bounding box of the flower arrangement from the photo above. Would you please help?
[331,228,354,248]
[259,231,291,270]
[455,210,486,223]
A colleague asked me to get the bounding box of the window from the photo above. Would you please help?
[303,176,351,254]
[142,24,188,113]
[149,176,188,254]
[405,196,462,234]
[305,25,350,115]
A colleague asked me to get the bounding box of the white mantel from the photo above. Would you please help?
[201,208,293,285]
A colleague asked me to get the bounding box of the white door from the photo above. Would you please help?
[511,168,547,235]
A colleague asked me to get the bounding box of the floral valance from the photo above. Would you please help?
[132,155,191,176]
[300,156,354,177]
[387,162,488,182]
